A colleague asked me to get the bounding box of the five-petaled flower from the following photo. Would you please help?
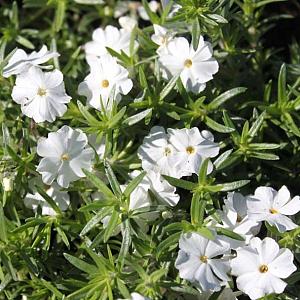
[231,237,296,299]
[12,66,71,123]
[36,126,95,188]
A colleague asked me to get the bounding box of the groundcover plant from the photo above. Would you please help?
[1,0,300,299]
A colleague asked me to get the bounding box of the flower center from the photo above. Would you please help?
[37,87,47,97]
[164,147,172,156]
[186,146,195,155]
[259,264,268,273]
[160,36,167,45]
[269,208,278,214]
[200,255,208,263]
[61,153,70,161]
[184,59,193,68]
[101,79,110,88]
[236,214,242,223]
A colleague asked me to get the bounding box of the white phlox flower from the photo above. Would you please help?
[12,66,71,123]
[168,128,220,176]
[2,45,58,78]
[84,25,138,61]
[78,54,133,111]
[137,126,180,177]
[131,169,180,206]
[175,232,231,292]
[36,125,95,188]
[215,192,260,249]
[231,237,297,299]
[151,24,176,54]
[24,181,70,216]
[158,36,219,94]
[247,185,300,232]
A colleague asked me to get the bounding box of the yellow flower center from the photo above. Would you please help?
[101,79,110,88]
[184,59,193,68]
[61,153,70,161]
[164,147,172,156]
[236,214,242,223]
[37,87,47,96]
[186,146,195,154]
[160,36,167,45]
[269,208,278,214]
[259,264,268,273]
[200,255,208,263]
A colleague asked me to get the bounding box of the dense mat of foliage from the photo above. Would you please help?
[0,0,300,299]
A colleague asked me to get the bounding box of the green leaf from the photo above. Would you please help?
[205,116,235,133]
[36,186,61,215]
[103,210,119,242]
[77,101,101,126]
[41,279,64,298]
[108,107,126,129]
[196,227,215,240]
[104,160,122,197]
[117,219,131,270]
[56,226,70,248]
[123,171,146,198]
[162,175,196,191]
[277,63,287,106]
[63,253,98,275]
[248,111,266,139]
[0,205,7,242]
[207,14,228,24]
[123,108,152,126]
[249,152,279,160]
[159,74,180,102]
[83,170,115,198]
[156,232,181,258]
[79,200,117,212]
[191,18,200,50]
[249,143,281,150]
[208,87,247,110]
[198,158,209,184]
[191,192,201,225]
[54,0,66,32]
[218,180,250,191]
[141,0,160,24]
[216,228,245,241]
[117,278,131,299]
[80,207,112,236]
[150,268,167,282]
[12,217,48,233]
[214,149,233,170]
[282,113,300,137]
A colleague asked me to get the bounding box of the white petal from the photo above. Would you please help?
[231,247,260,276]
[279,195,300,215]
[269,248,297,278]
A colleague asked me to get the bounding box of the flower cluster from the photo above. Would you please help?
[1,1,300,299]
[176,186,300,299]
[78,25,136,110]
[138,126,220,177]
[5,45,71,123]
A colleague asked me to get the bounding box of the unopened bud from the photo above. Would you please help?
[162,210,172,219]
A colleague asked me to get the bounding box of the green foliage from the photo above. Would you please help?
[0,0,300,299]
